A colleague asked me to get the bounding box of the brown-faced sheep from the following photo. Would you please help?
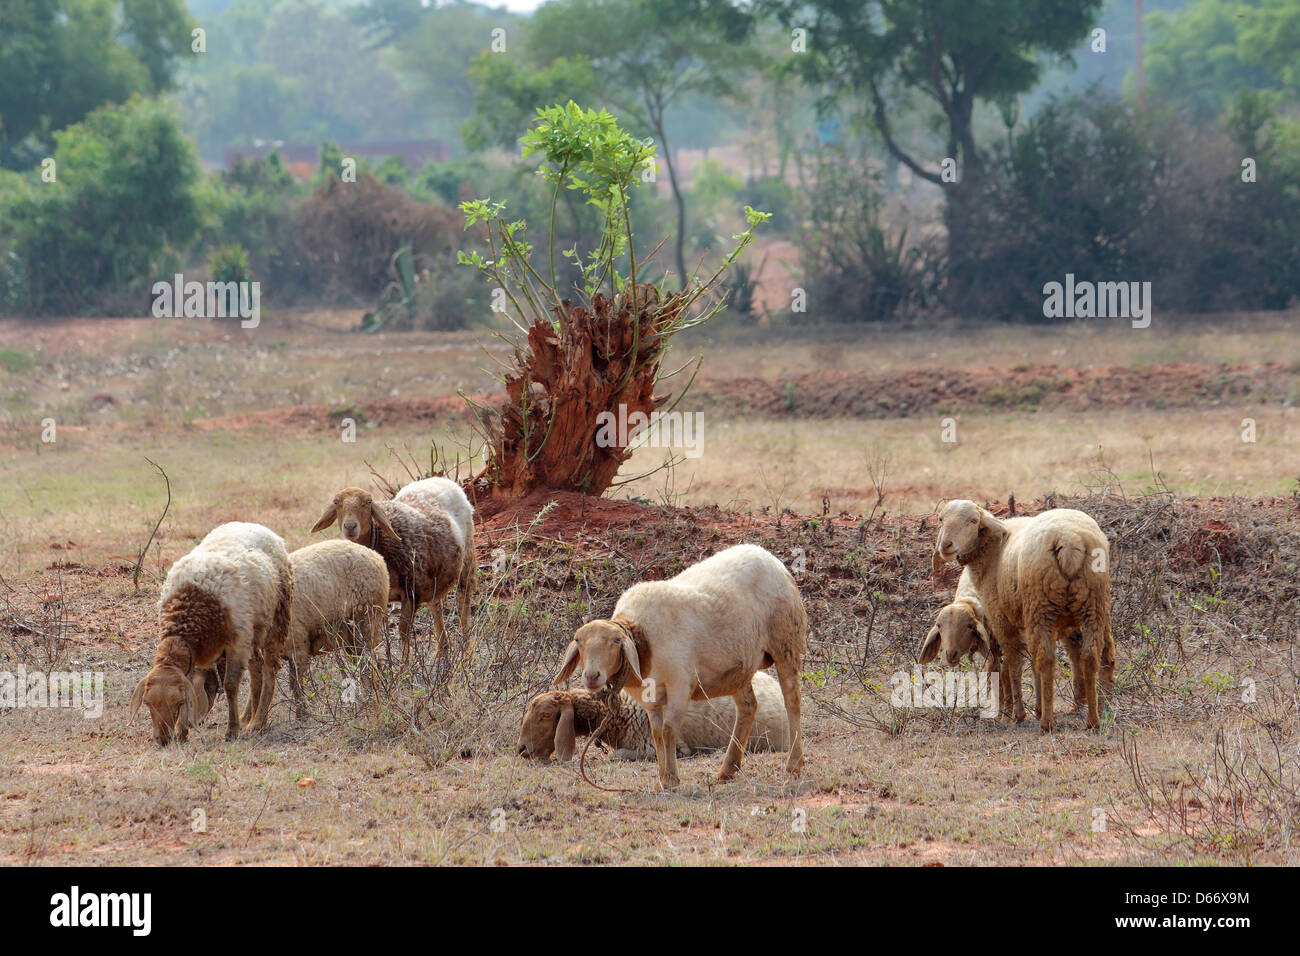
[393,477,476,632]
[131,522,292,745]
[932,500,1113,732]
[519,671,791,762]
[311,486,463,662]
[918,566,1007,714]
[553,543,806,790]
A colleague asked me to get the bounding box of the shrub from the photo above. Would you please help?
[293,174,462,300]
[210,243,251,286]
[794,151,945,323]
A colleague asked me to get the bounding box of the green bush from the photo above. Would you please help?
[958,92,1300,318]
[0,97,202,316]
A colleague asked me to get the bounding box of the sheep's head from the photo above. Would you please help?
[517,690,577,761]
[918,602,994,667]
[554,620,641,693]
[933,499,1001,571]
[311,487,397,545]
[130,665,198,746]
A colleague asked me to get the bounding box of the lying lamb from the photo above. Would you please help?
[554,543,806,790]
[519,671,791,762]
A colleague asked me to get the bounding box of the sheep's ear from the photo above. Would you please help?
[553,701,576,762]
[918,625,941,664]
[370,503,399,541]
[620,632,642,682]
[971,615,994,659]
[182,676,199,728]
[552,641,580,688]
[129,677,147,721]
[310,503,338,533]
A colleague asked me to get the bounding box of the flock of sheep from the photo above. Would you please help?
[130,475,1117,791]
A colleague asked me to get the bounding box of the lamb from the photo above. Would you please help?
[393,477,476,630]
[311,485,464,662]
[918,567,998,670]
[280,540,389,715]
[932,500,1114,732]
[519,671,792,762]
[131,522,292,745]
[553,543,806,790]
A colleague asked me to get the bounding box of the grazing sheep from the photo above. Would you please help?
[918,568,998,669]
[311,486,463,662]
[932,500,1113,732]
[393,477,476,630]
[553,544,806,790]
[519,671,791,762]
[131,522,292,745]
[281,540,389,715]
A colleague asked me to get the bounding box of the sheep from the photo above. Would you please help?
[553,543,806,790]
[932,500,1113,732]
[519,671,791,762]
[393,477,476,630]
[311,486,463,662]
[131,522,292,745]
[918,567,998,670]
[280,540,389,716]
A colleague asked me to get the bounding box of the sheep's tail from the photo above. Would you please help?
[1050,530,1089,580]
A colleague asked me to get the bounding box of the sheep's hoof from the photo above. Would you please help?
[659,777,681,791]
[1039,722,1055,734]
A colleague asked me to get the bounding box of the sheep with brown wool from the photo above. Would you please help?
[553,543,806,790]
[932,500,1115,732]
[131,522,292,745]
[393,477,476,632]
[311,486,464,662]
[519,671,791,762]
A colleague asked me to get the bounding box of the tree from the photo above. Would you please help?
[764,0,1102,303]
[0,0,194,168]
[0,98,203,314]
[524,0,754,288]
[1145,0,1300,122]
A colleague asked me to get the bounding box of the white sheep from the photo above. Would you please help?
[311,485,464,662]
[281,540,389,715]
[553,543,806,790]
[393,477,476,631]
[131,522,292,745]
[932,501,1114,732]
[519,671,791,762]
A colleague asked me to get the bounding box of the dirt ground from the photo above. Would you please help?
[1,310,1298,865]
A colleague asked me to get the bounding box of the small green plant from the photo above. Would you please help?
[210,243,251,286]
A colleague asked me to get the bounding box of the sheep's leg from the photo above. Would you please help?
[719,683,758,781]
[1033,640,1056,733]
[430,594,450,661]
[657,694,689,791]
[1002,644,1027,723]
[645,707,677,790]
[243,656,262,727]
[223,654,248,741]
[288,653,307,719]
[1062,636,1084,712]
[1100,623,1116,706]
[457,551,475,635]
[398,596,416,665]
[774,657,804,775]
[248,652,279,732]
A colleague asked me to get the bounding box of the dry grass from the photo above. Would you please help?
[0,312,1296,865]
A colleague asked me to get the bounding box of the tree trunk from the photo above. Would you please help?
[471,283,689,501]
